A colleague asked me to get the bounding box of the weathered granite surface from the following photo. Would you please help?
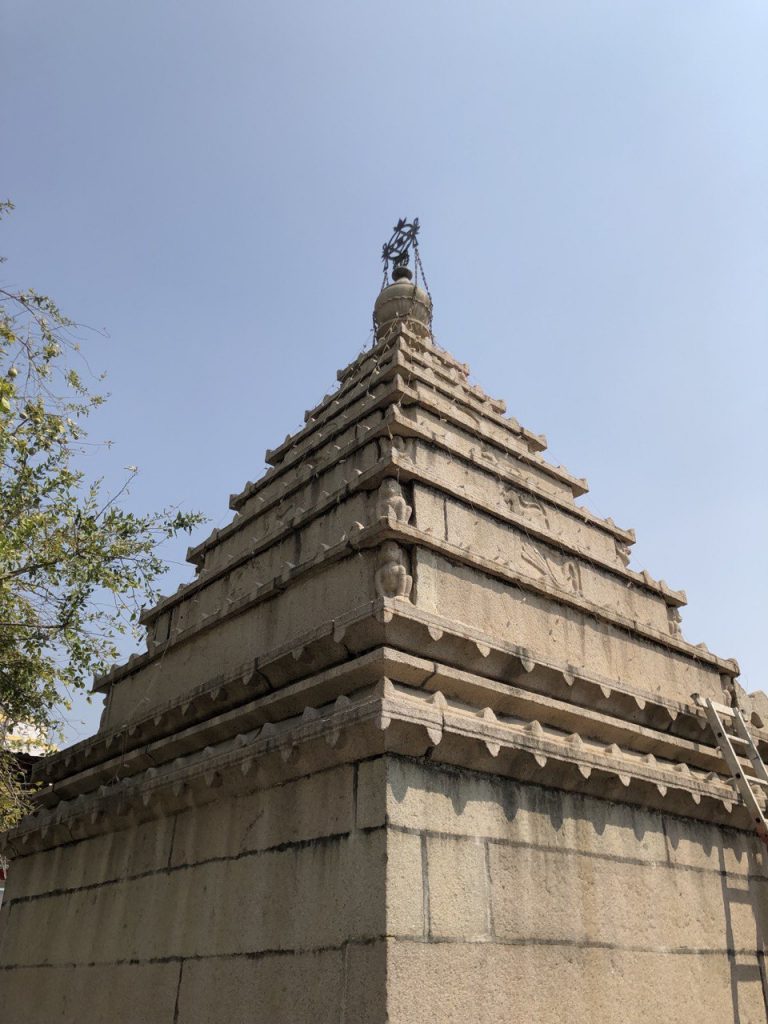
[1,271,765,1022]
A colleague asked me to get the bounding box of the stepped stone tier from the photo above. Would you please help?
[2,266,768,1023]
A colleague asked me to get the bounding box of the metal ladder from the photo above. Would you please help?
[694,695,768,848]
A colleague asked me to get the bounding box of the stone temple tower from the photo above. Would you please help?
[2,225,768,1023]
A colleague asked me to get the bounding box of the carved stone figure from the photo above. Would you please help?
[505,487,550,529]
[565,559,582,595]
[386,434,417,462]
[667,606,682,638]
[521,542,582,596]
[376,478,412,524]
[615,539,632,568]
[478,443,500,468]
[375,540,413,599]
[721,674,737,708]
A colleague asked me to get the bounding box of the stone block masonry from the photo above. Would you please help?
[382,756,768,1024]
[5,754,768,1022]
[1,255,764,1021]
[0,761,387,1023]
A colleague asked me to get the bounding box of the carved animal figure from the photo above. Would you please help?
[521,542,582,596]
[375,541,413,599]
[376,478,412,524]
[505,488,550,529]
[615,540,632,568]
[721,675,737,708]
[667,606,682,638]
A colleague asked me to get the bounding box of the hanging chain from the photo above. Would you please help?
[376,217,433,338]
[414,244,433,327]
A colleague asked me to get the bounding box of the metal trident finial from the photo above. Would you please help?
[381,218,420,276]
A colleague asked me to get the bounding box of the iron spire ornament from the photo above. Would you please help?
[381,218,420,282]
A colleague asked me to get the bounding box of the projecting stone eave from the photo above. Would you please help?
[234,326,558,498]
[102,499,721,716]
[181,417,641,622]
[266,322,548,468]
[185,337,632,583]
[66,585,742,797]
[8,669,763,860]
[90,316,731,767]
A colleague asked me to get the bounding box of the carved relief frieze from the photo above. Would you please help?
[521,542,582,596]
[504,487,551,530]
[375,541,413,600]
[477,442,500,468]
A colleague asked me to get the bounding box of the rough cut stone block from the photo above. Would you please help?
[386,939,756,1024]
[414,549,723,704]
[663,815,760,877]
[411,483,446,540]
[386,829,424,937]
[1,831,386,966]
[3,815,175,900]
[170,764,355,865]
[177,831,386,958]
[426,835,489,939]
[357,757,387,830]
[489,843,730,951]
[0,962,179,1024]
[343,939,387,1024]
[723,874,768,951]
[107,554,377,726]
[209,832,385,955]
[385,758,667,863]
[177,950,344,1024]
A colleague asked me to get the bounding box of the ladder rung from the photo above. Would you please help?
[706,699,737,718]
[734,774,768,788]
[698,693,768,845]
[720,733,750,746]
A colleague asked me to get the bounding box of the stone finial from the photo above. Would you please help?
[373,276,432,341]
[374,217,432,340]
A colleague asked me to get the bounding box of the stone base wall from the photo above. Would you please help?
[379,756,768,1023]
[0,762,385,1024]
[2,754,767,1022]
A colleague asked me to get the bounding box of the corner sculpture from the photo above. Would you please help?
[1,222,767,1024]
[376,478,412,524]
[374,540,413,600]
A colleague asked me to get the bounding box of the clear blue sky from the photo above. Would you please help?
[4,1,767,745]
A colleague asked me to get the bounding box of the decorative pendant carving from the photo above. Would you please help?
[375,541,413,600]
[376,479,412,524]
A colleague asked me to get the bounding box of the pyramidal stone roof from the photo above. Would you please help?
[5,261,766,856]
